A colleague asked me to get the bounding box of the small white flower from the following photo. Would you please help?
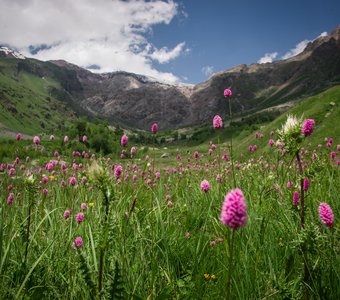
[282,115,301,134]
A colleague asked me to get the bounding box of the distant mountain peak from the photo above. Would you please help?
[0,46,25,59]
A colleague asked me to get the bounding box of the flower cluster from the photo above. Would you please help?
[277,115,315,153]
[221,188,247,230]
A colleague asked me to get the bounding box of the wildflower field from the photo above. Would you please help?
[0,90,339,299]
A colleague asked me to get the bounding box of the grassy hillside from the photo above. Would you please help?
[0,58,76,136]
[148,85,339,163]
[234,85,340,156]
[0,56,338,164]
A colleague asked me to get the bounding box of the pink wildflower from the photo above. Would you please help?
[213,115,223,129]
[220,188,247,230]
[130,147,136,157]
[121,134,128,147]
[318,203,334,228]
[115,164,123,178]
[151,123,158,134]
[63,210,71,219]
[81,203,87,210]
[82,135,87,143]
[69,176,76,186]
[73,236,83,249]
[293,191,299,206]
[223,88,232,97]
[287,182,292,189]
[64,136,69,143]
[303,178,309,191]
[301,119,315,137]
[9,168,15,177]
[210,241,216,246]
[7,193,14,205]
[33,136,40,145]
[16,133,21,141]
[201,180,210,192]
[76,212,85,224]
[269,139,275,147]
[194,151,199,159]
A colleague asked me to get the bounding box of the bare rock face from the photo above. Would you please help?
[47,26,340,130]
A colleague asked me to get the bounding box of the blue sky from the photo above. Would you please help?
[0,0,339,83]
[150,0,340,83]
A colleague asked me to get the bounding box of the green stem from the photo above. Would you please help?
[24,204,31,265]
[226,230,235,300]
[296,152,305,229]
[228,98,237,188]
[98,190,109,295]
[296,151,310,299]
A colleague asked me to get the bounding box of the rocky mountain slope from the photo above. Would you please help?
[1,26,340,131]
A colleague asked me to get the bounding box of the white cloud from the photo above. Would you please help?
[281,31,328,60]
[201,66,214,76]
[0,0,187,82]
[257,52,278,64]
[149,42,186,64]
[281,40,310,60]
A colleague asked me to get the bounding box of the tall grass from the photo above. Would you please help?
[0,119,339,299]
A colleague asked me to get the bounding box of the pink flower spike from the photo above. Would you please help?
[200,180,210,192]
[221,188,247,230]
[301,119,315,137]
[151,123,158,134]
[33,136,40,145]
[224,88,232,97]
[63,210,71,219]
[7,193,14,205]
[303,178,309,191]
[293,191,299,206]
[73,236,83,249]
[121,134,128,147]
[16,133,21,141]
[213,115,223,129]
[76,213,85,224]
[318,203,334,228]
[69,176,76,186]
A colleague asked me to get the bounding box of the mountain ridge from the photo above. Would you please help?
[1,25,340,131]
